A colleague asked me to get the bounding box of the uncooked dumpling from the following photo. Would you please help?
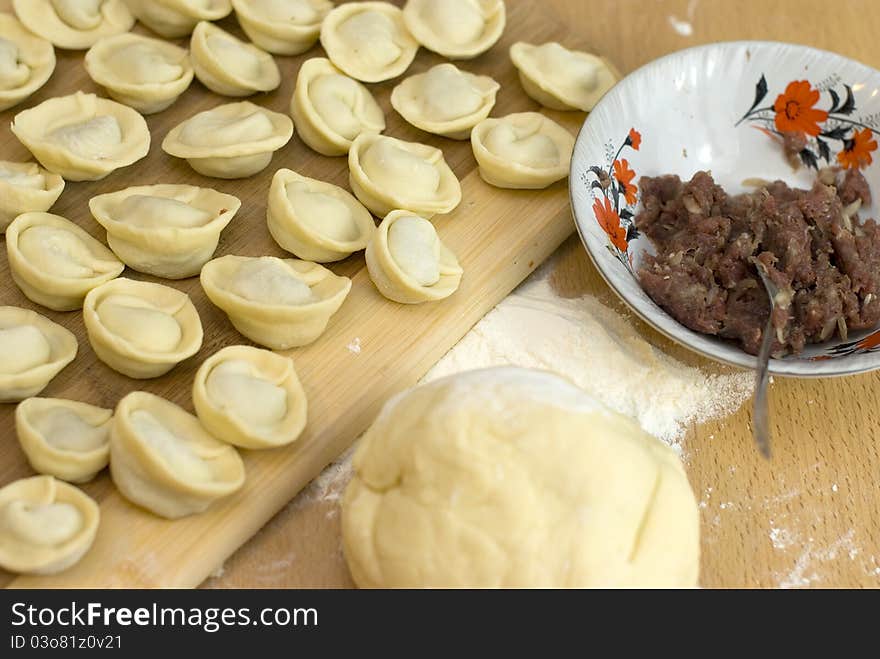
[365,210,462,304]
[84,33,193,114]
[110,391,245,519]
[510,41,620,111]
[349,133,461,218]
[89,184,241,278]
[342,367,700,588]
[193,345,308,449]
[6,212,124,311]
[0,161,65,233]
[290,57,385,156]
[83,278,203,378]
[471,111,574,189]
[319,2,418,83]
[267,168,375,262]
[0,14,56,112]
[11,92,151,182]
[15,397,113,483]
[232,0,333,54]
[0,306,78,403]
[13,0,135,49]
[162,101,293,178]
[402,0,505,59]
[201,255,351,349]
[125,0,233,38]
[190,20,280,97]
[0,475,100,575]
[391,63,499,139]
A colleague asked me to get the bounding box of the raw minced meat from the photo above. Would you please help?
[635,168,880,356]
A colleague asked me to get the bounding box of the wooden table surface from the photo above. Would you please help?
[205,0,880,589]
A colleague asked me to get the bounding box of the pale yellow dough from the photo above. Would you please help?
[201,255,351,349]
[0,306,77,403]
[342,367,701,588]
[11,91,151,182]
[16,397,112,483]
[232,0,333,55]
[84,33,194,114]
[83,278,204,379]
[0,475,100,575]
[0,14,56,112]
[319,1,418,83]
[125,0,233,39]
[365,210,462,304]
[193,345,308,449]
[391,62,499,140]
[402,0,505,59]
[89,184,241,279]
[0,161,65,233]
[190,20,280,97]
[110,391,245,519]
[13,0,134,50]
[348,133,461,218]
[162,101,293,178]
[289,57,385,157]
[267,168,375,262]
[471,111,574,189]
[510,41,620,112]
[6,212,124,311]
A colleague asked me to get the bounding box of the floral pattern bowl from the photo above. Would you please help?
[570,41,880,377]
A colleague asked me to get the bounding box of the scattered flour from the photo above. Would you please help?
[347,337,361,355]
[424,274,753,450]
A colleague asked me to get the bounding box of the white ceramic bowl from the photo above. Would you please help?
[571,41,880,377]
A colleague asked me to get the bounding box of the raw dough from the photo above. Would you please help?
[13,0,134,49]
[15,397,113,483]
[289,57,385,156]
[391,63,499,140]
[402,0,505,59]
[89,184,241,279]
[348,133,461,218]
[6,211,124,311]
[162,100,293,178]
[200,255,351,349]
[0,161,65,233]
[232,0,333,55]
[471,111,574,189]
[83,278,204,379]
[11,91,151,182]
[125,0,233,38]
[510,41,619,112]
[193,345,308,449]
[190,20,280,97]
[267,168,375,262]
[0,475,100,575]
[319,1,418,83]
[0,13,56,112]
[342,366,700,588]
[110,391,245,519]
[84,33,193,114]
[365,210,462,304]
[0,306,78,403]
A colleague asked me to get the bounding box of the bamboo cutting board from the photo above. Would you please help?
[0,0,581,587]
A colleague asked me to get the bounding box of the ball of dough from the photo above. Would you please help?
[342,367,700,588]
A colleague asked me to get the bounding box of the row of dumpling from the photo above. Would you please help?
[0,336,313,574]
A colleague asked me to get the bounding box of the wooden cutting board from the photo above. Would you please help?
[0,0,582,587]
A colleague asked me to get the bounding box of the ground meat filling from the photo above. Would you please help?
[635,169,880,356]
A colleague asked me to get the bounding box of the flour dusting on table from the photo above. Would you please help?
[424,273,753,451]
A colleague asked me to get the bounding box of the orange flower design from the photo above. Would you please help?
[628,128,641,150]
[593,196,627,251]
[773,80,828,136]
[837,128,878,169]
[613,159,637,205]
